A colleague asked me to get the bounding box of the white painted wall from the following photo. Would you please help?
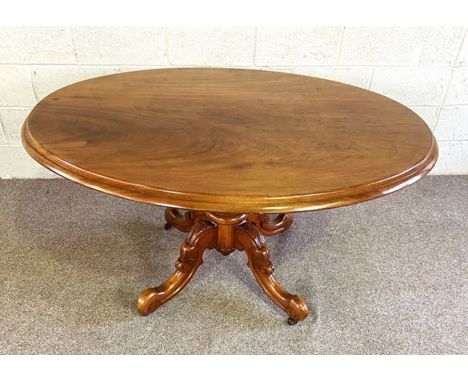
[0,26,467,178]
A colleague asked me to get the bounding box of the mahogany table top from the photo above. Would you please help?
[22,68,437,213]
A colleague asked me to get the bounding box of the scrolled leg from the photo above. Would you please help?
[163,208,206,233]
[249,213,293,236]
[235,222,308,323]
[137,220,216,315]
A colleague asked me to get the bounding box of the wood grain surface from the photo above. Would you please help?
[22,68,437,213]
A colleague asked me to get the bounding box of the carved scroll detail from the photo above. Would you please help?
[138,211,308,324]
[164,208,207,232]
[248,213,293,236]
[136,220,216,315]
[235,222,308,322]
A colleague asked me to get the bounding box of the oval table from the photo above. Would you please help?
[22,68,438,325]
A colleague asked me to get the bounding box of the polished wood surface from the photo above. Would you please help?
[137,219,217,316]
[22,68,437,213]
[22,68,438,324]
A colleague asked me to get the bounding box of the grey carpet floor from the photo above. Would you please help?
[0,176,466,354]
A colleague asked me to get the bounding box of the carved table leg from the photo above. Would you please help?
[164,208,206,232]
[235,222,308,324]
[136,220,216,315]
[249,213,293,236]
[138,211,309,324]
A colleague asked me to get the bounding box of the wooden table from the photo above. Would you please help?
[22,68,437,324]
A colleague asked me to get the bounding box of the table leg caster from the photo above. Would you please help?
[164,223,172,230]
[287,317,298,326]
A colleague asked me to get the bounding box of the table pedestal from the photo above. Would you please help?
[136,209,309,324]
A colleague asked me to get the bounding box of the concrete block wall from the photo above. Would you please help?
[0,26,467,178]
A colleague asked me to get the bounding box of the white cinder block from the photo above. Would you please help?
[0,66,37,107]
[116,66,167,73]
[0,108,31,144]
[0,27,75,64]
[410,107,439,131]
[0,146,58,178]
[445,68,468,105]
[341,27,462,66]
[340,27,424,65]
[434,107,468,141]
[0,121,6,144]
[255,27,342,66]
[167,27,255,66]
[431,141,468,175]
[32,66,118,100]
[72,27,166,65]
[371,67,451,106]
[271,67,371,88]
[419,27,464,65]
[456,30,468,66]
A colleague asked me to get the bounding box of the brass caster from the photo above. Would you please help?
[287,317,298,326]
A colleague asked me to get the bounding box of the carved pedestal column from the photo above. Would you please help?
[136,209,308,324]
